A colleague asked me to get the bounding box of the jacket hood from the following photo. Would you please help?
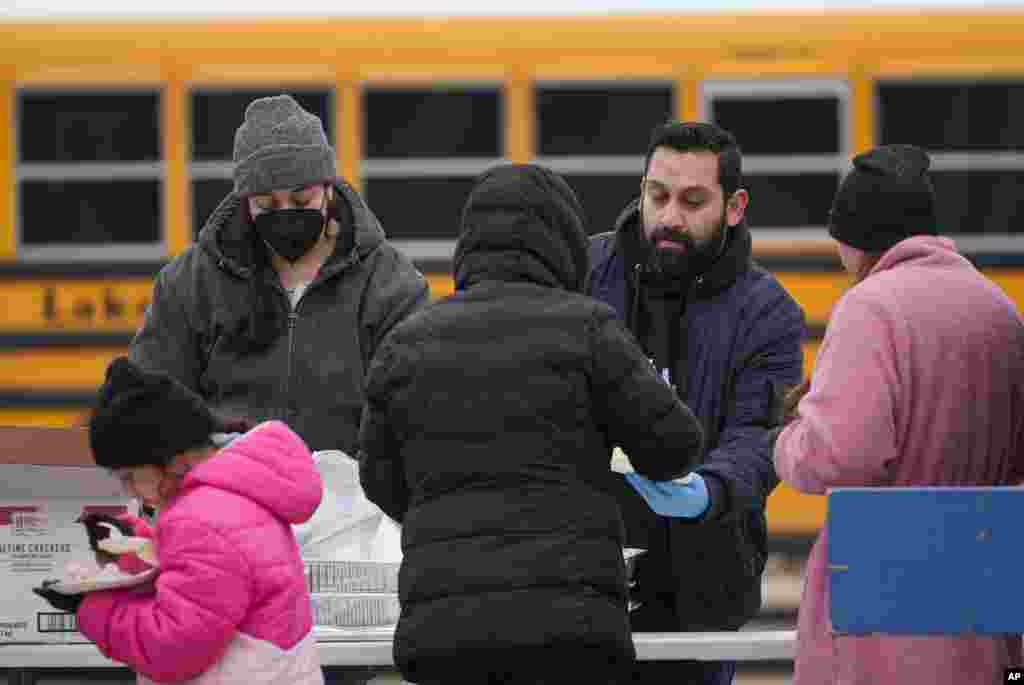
[197,179,385,280]
[181,420,322,525]
[869,234,964,276]
[453,164,590,292]
[612,198,752,297]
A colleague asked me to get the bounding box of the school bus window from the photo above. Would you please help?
[192,179,235,238]
[741,173,839,229]
[363,88,501,159]
[703,81,847,233]
[535,83,674,157]
[15,89,163,255]
[929,170,1024,235]
[190,88,333,161]
[559,174,638,235]
[20,179,161,245]
[18,91,160,163]
[878,80,1024,236]
[710,97,840,156]
[877,81,1024,151]
[362,86,501,261]
[363,176,477,241]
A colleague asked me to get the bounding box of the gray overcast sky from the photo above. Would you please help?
[2,0,1022,16]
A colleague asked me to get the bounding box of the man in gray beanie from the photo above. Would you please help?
[128,94,427,682]
[231,95,342,263]
[130,87,428,445]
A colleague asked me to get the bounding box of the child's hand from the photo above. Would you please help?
[76,513,134,566]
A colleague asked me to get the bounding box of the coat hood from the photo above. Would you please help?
[453,164,590,292]
[181,420,322,525]
[196,179,385,280]
[868,234,965,276]
[193,179,389,353]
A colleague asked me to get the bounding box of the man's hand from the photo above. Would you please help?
[33,581,84,614]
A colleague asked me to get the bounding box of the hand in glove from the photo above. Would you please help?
[33,581,84,614]
[624,472,710,519]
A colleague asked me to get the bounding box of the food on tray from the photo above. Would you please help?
[95,526,158,566]
[64,561,134,583]
[40,558,158,595]
[63,559,104,583]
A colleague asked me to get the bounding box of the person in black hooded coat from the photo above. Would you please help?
[358,163,705,685]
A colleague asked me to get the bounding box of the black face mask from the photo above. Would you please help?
[253,199,326,263]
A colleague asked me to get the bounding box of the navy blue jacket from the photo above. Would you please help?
[588,202,805,630]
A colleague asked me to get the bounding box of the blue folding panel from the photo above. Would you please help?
[828,487,1024,635]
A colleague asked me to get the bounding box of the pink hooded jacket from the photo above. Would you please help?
[775,236,1024,685]
[77,421,324,685]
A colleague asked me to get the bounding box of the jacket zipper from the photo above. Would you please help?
[276,242,359,422]
[628,263,643,335]
[284,309,299,421]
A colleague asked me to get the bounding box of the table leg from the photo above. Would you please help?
[7,669,36,685]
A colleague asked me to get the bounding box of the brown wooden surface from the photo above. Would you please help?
[0,424,93,466]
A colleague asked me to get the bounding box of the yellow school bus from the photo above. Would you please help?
[2,12,1024,542]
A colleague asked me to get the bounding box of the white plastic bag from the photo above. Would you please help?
[293,450,402,562]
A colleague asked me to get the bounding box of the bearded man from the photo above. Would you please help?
[587,121,806,685]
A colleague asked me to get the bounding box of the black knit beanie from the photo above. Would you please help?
[828,144,938,252]
[88,357,219,469]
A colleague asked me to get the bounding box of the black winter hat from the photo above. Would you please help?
[828,144,938,252]
[453,163,590,293]
[89,357,219,469]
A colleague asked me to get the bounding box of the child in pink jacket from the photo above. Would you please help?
[773,145,1024,684]
[35,357,324,684]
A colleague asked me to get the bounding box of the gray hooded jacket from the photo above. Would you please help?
[129,181,429,453]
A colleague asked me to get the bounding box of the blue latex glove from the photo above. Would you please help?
[624,472,710,519]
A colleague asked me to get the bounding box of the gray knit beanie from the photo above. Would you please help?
[232,95,336,196]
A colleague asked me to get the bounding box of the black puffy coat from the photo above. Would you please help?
[358,164,704,683]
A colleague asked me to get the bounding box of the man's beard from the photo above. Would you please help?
[646,212,728,282]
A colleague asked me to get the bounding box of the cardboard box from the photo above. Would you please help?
[310,592,400,628]
[0,427,133,644]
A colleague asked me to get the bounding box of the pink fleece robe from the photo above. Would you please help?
[77,420,324,684]
[775,236,1024,685]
